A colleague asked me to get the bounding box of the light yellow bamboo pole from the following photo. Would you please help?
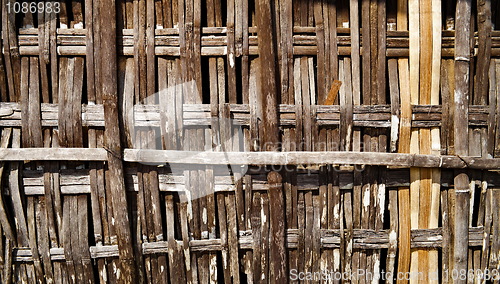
[408,0,420,281]
[396,0,411,281]
[429,0,442,282]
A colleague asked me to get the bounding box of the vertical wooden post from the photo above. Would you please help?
[409,0,421,279]
[453,0,471,281]
[454,0,470,155]
[453,173,470,281]
[255,0,287,281]
[100,0,136,282]
[0,129,14,284]
[256,0,279,152]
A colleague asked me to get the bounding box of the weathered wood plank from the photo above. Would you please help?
[2,0,21,102]
[0,0,9,102]
[495,61,500,158]
[454,0,471,157]
[0,101,497,128]
[226,194,240,283]
[100,0,136,280]
[268,171,287,283]
[62,195,76,283]
[453,0,472,279]
[26,200,44,283]
[10,224,493,261]
[395,1,411,279]
[165,194,185,283]
[123,149,500,169]
[490,188,500,274]
[251,192,262,284]
[0,148,107,160]
[474,0,492,105]
[256,0,280,151]
[36,196,54,284]
[255,0,287,281]
[2,0,500,281]
[429,0,442,280]
[0,148,498,169]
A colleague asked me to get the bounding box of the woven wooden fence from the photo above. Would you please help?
[0,0,499,282]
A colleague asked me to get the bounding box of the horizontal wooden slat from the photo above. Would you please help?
[11,28,500,57]
[0,148,108,161]
[19,168,500,196]
[11,227,488,261]
[0,103,492,127]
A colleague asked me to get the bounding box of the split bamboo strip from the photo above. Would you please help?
[396,0,411,280]
[429,0,442,281]
[453,0,472,281]
[408,0,421,280]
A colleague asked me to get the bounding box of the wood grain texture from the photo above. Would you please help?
[0,0,498,282]
[100,0,136,281]
[453,0,473,279]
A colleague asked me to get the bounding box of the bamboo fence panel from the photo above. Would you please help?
[0,0,498,283]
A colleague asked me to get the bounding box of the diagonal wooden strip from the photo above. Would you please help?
[324,80,342,106]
